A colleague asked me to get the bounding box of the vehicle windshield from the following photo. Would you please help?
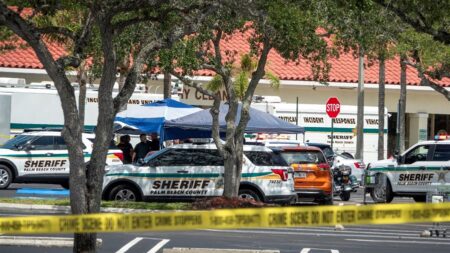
[143,148,167,164]
[1,135,38,150]
[280,150,327,165]
[321,147,334,158]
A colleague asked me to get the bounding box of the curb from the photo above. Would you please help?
[0,236,102,248]
[163,248,280,253]
[0,202,163,214]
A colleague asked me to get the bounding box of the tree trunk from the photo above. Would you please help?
[163,71,171,99]
[399,55,407,153]
[72,17,118,253]
[355,46,365,160]
[117,71,128,112]
[377,56,385,160]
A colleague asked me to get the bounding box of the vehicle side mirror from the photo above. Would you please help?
[393,150,402,163]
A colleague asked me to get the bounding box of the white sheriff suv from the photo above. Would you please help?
[102,143,296,204]
[0,131,123,189]
[366,136,450,203]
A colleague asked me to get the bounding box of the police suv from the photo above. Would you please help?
[102,143,296,204]
[366,135,450,203]
[0,131,123,189]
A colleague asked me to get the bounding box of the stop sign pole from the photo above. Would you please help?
[326,97,341,149]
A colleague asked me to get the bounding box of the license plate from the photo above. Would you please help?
[295,172,307,178]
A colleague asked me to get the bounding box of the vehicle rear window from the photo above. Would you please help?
[433,145,450,161]
[280,150,327,165]
[244,151,288,166]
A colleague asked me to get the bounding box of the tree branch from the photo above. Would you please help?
[200,63,217,72]
[37,26,75,39]
[0,3,69,82]
[113,16,160,34]
[374,0,450,45]
[56,56,81,68]
[73,11,95,58]
[210,97,225,155]
[420,77,450,101]
[212,29,226,76]
[114,39,163,112]
[170,71,218,98]
[236,37,272,137]
[406,54,450,101]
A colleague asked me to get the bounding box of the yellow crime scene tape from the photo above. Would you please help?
[1,202,450,234]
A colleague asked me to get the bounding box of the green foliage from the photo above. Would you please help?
[206,75,224,92]
[397,29,450,78]
[265,71,280,90]
[234,71,249,100]
[240,54,254,73]
[373,0,449,45]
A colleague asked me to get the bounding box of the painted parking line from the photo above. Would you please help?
[115,237,170,253]
[16,188,69,196]
[147,239,170,253]
[346,239,450,245]
[300,248,339,253]
[115,237,143,253]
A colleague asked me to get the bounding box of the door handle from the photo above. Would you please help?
[177,170,189,174]
[419,166,426,170]
[45,152,53,156]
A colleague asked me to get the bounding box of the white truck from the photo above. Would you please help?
[251,98,388,164]
[0,79,167,135]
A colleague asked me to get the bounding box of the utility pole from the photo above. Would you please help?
[355,46,365,160]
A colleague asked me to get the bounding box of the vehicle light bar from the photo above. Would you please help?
[434,135,449,140]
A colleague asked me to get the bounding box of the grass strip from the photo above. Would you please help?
[0,198,191,210]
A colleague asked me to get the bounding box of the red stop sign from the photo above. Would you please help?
[326,97,341,118]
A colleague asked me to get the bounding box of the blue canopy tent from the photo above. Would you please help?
[164,103,304,140]
[114,99,202,139]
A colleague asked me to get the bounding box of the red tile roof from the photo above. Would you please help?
[0,38,67,69]
[0,29,448,87]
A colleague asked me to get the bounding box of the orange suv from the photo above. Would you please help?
[275,146,333,205]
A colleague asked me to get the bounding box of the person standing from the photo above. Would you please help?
[149,132,160,151]
[133,133,151,162]
[117,135,133,164]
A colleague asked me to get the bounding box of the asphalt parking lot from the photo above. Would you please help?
[1,184,448,253]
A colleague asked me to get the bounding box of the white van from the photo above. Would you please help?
[252,101,388,164]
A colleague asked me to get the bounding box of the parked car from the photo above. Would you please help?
[306,142,365,184]
[0,131,123,189]
[102,143,296,204]
[366,136,450,203]
[273,146,333,205]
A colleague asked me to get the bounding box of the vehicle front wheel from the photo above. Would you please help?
[340,191,351,201]
[0,165,12,189]
[370,175,394,203]
[238,189,261,202]
[108,184,141,202]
